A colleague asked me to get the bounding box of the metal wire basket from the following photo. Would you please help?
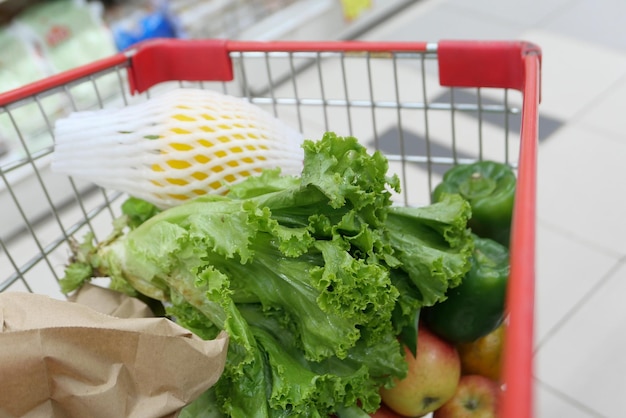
[0,38,541,418]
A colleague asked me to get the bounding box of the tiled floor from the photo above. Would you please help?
[360,1,626,417]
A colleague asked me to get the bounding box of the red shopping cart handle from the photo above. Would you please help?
[126,38,434,93]
[437,40,542,92]
[125,38,541,94]
[0,38,541,103]
[126,38,234,94]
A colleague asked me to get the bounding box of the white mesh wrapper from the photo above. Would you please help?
[51,88,304,208]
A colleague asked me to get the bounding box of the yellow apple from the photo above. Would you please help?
[456,323,505,382]
[433,374,502,418]
[380,325,461,417]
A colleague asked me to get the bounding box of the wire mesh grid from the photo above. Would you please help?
[0,46,523,299]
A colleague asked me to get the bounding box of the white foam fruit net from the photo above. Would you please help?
[52,88,305,208]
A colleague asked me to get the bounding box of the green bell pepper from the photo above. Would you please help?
[422,235,509,343]
[432,161,516,247]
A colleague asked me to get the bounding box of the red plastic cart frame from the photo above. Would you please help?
[0,38,541,418]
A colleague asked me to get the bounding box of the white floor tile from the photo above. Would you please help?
[534,223,620,347]
[535,260,626,417]
[535,379,607,418]
[540,0,626,53]
[519,29,626,121]
[577,74,626,141]
[535,121,626,256]
[444,0,577,27]
[361,0,525,42]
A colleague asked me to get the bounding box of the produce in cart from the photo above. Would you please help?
[433,374,502,418]
[422,235,510,343]
[456,322,506,383]
[61,132,476,417]
[51,88,305,209]
[432,161,516,247]
[379,324,461,417]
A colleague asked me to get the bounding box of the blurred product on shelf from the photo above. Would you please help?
[105,0,185,50]
[10,0,117,75]
[0,0,117,161]
[0,23,55,99]
[0,23,66,159]
[340,0,372,21]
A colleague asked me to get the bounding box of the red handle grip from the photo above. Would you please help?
[127,39,234,94]
[438,40,542,92]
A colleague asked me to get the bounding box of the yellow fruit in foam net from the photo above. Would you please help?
[51,88,304,208]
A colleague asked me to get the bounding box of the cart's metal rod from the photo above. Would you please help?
[245,96,519,113]
[391,52,409,207]
[366,51,379,149]
[0,238,32,292]
[0,190,124,291]
[229,44,435,101]
[339,53,353,136]
[420,51,434,194]
[383,154,519,168]
[0,147,53,173]
[233,50,432,60]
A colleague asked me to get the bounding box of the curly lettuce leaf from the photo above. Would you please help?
[121,196,161,229]
[385,193,474,307]
[62,132,473,417]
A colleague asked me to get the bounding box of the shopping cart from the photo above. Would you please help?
[0,38,540,418]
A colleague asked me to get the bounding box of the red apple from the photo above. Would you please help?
[433,375,502,418]
[380,325,461,417]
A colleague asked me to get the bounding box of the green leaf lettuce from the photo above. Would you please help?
[61,132,473,417]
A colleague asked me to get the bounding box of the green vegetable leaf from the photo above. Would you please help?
[62,132,473,417]
[385,193,474,307]
[59,261,93,293]
[179,388,225,418]
[121,196,161,229]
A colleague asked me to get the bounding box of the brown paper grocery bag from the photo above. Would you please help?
[0,292,229,418]
[68,282,155,318]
